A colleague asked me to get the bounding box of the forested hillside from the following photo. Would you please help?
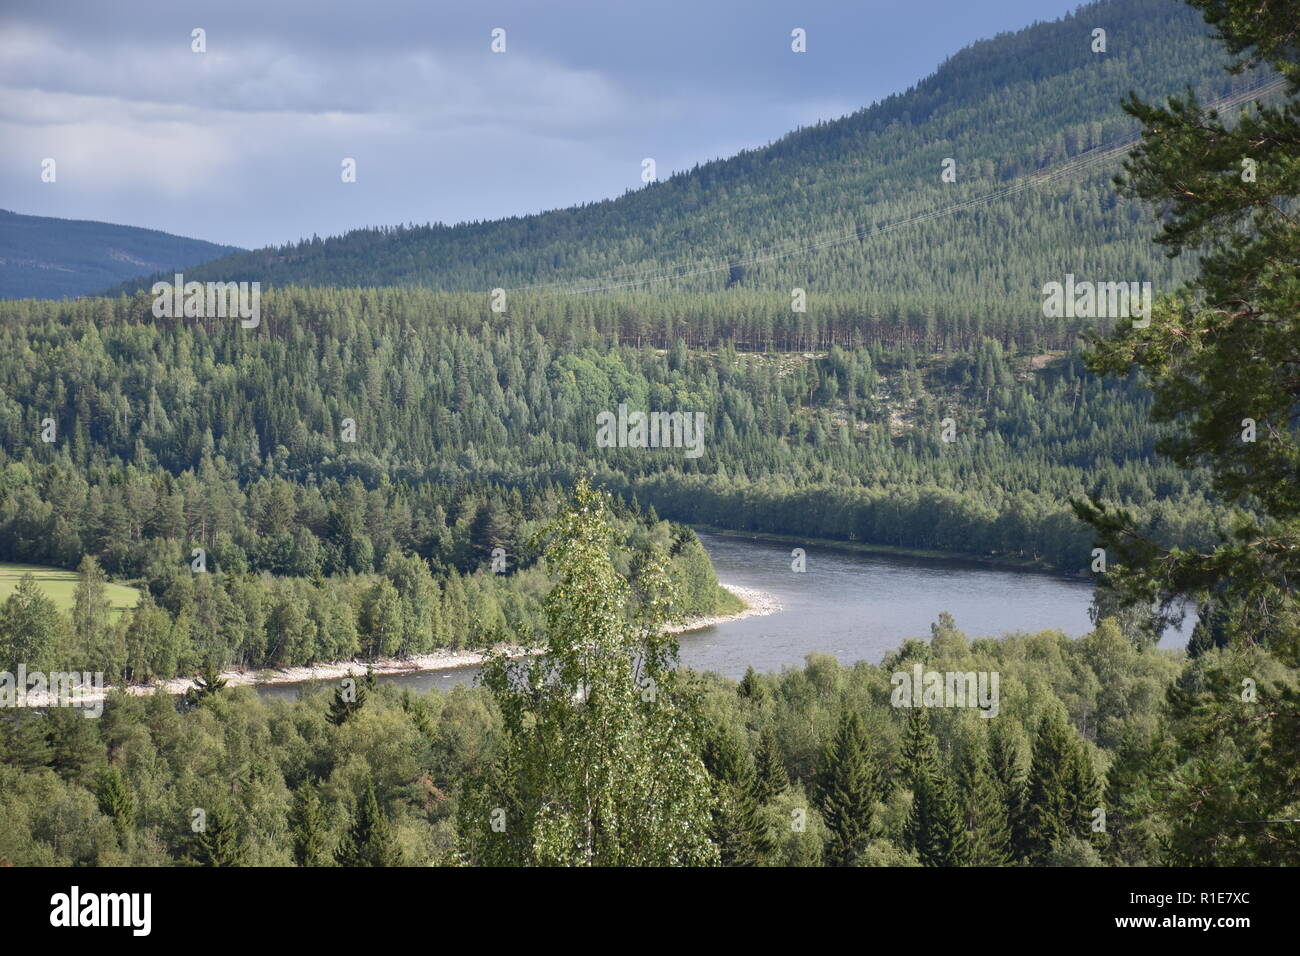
[0,288,1218,586]
[128,0,1251,328]
[0,210,240,300]
[2,509,1292,868]
[0,0,1295,875]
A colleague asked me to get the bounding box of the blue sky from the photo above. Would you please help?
[0,0,1086,248]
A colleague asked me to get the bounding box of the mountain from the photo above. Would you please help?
[0,209,241,300]
[129,0,1254,323]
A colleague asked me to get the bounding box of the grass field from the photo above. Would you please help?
[0,563,141,619]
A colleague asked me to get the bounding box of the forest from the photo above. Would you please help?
[0,485,1293,867]
[0,283,1229,681]
[0,0,1296,868]
[0,288,1218,582]
[115,0,1253,319]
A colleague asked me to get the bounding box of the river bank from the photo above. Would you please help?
[667,583,782,633]
[17,583,780,706]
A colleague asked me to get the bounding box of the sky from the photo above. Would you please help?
[0,0,1086,249]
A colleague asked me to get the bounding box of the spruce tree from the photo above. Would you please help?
[900,705,939,789]
[814,709,882,866]
[1022,711,1077,862]
[988,721,1029,861]
[290,782,331,867]
[702,726,774,866]
[738,666,765,702]
[191,802,246,867]
[754,722,789,804]
[909,770,970,867]
[959,735,1013,866]
[327,668,370,726]
[899,707,967,867]
[336,777,403,867]
[1067,738,1102,847]
[94,765,136,845]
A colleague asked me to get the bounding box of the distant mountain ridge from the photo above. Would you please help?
[0,209,241,300]
[127,0,1250,325]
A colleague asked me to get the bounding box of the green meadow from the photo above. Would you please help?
[0,562,141,619]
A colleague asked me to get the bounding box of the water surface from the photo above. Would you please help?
[257,531,1188,700]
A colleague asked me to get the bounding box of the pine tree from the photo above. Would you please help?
[191,802,246,867]
[1103,725,1168,865]
[336,777,403,867]
[988,721,1029,861]
[1022,711,1077,861]
[327,669,370,726]
[959,735,1013,866]
[702,726,774,866]
[1076,0,1300,650]
[94,765,136,844]
[754,722,789,804]
[290,782,331,867]
[72,555,111,669]
[814,709,882,866]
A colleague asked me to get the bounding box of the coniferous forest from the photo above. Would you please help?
[0,0,1297,887]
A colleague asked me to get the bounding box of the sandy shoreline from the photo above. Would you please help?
[666,583,783,634]
[15,582,783,706]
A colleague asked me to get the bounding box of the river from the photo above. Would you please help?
[256,531,1190,701]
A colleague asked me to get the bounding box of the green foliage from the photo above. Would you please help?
[190,802,246,867]
[958,732,1014,866]
[326,669,373,727]
[754,722,789,804]
[183,658,228,709]
[458,480,718,866]
[119,0,1231,331]
[814,708,884,866]
[0,573,65,672]
[0,0,1290,872]
[901,706,968,866]
[0,606,1269,867]
[93,764,135,843]
[1076,0,1300,650]
[335,776,403,867]
[702,724,775,866]
[289,782,331,866]
[1022,709,1098,861]
[1075,0,1300,867]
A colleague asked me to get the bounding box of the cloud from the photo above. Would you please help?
[0,0,1084,248]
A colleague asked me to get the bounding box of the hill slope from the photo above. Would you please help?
[145,0,1252,322]
[0,209,240,300]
